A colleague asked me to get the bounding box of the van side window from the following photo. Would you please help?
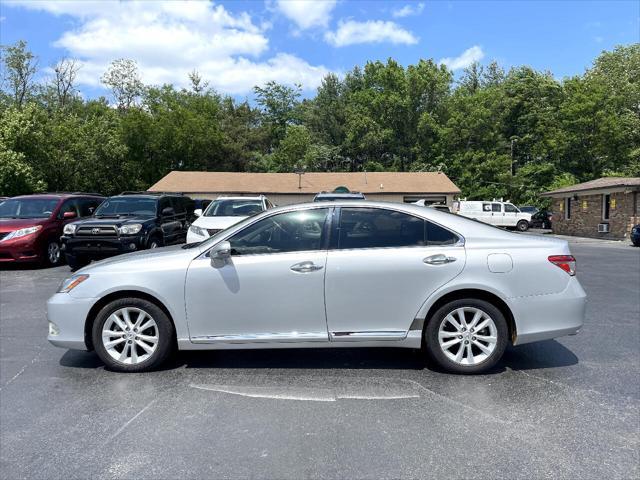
[482,203,492,212]
[491,203,502,212]
[504,204,518,213]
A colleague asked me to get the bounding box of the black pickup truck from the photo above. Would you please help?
[61,192,194,270]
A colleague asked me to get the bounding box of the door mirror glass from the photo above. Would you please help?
[162,207,175,217]
[63,211,77,219]
[210,241,231,268]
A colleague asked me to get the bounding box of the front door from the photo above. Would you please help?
[503,203,518,227]
[185,207,331,343]
[325,207,465,341]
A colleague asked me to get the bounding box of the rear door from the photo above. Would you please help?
[324,207,465,341]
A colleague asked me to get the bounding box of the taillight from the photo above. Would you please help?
[548,255,576,276]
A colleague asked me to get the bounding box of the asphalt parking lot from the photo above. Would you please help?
[1,242,639,479]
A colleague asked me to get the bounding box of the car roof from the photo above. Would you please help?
[215,195,264,200]
[9,193,103,200]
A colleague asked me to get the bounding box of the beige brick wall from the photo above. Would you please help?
[552,191,639,239]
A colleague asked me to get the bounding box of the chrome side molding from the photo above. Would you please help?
[330,331,407,341]
[191,331,329,344]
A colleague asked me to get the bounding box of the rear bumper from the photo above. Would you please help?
[62,235,145,259]
[510,277,586,345]
[47,293,96,350]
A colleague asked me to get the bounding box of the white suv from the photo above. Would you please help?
[186,195,274,243]
[456,200,531,231]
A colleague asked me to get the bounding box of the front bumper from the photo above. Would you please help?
[47,293,97,350]
[62,235,145,259]
[511,277,586,345]
[0,235,42,262]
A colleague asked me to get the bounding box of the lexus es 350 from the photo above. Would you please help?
[47,202,586,374]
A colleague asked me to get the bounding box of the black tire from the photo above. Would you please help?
[516,220,529,232]
[147,235,163,249]
[65,253,89,271]
[92,297,175,373]
[43,239,63,267]
[424,298,508,374]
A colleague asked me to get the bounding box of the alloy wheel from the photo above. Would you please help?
[101,307,159,365]
[438,307,498,366]
[48,242,61,265]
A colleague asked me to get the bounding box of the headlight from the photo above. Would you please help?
[2,225,42,241]
[189,225,207,237]
[63,224,77,235]
[57,274,89,293]
[118,224,143,235]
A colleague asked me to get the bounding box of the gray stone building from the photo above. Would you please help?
[541,177,640,240]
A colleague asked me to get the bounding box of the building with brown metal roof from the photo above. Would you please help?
[541,177,640,240]
[148,171,461,207]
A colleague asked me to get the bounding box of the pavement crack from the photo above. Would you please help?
[0,345,43,391]
[103,399,156,445]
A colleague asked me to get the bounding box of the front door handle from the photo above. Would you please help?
[423,254,457,265]
[290,261,324,273]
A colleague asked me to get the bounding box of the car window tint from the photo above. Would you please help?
[426,221,459,246]
[504,204,517,213]
[229,208,329,255]
[492,203,502,212]
[172,197,186,214]
[338,208,426,249]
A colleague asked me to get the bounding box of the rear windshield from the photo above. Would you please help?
[0,198,59,219]
[94,197,157,217]
[204,199,263,217]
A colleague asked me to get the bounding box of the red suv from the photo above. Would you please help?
[0,193,104,266]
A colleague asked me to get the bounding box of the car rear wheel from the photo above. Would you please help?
[92,298,175,372]
[424,299,508,374]
[516,220,529,232]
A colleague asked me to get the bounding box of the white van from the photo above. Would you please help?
[456,200,531,231]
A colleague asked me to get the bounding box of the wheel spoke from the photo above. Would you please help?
[474,318,491,332]
[104,338,125,349]
[473,339,492,355]
[475,334,497,344]
[468,311,483,329]
[136,339,154,354]
[118,343,130,362]
[455,308,467,328]
[439,330,459,338]
[465,343,474,362]
[445,314,462,331]
[133,312,147,329]
[138,320,154,332]
[137,334,158,344]
[109,313,127,332]
[441,337,462,349]
[130,343,138,363]
[122,309,134,329]
[454,344,465,363]
[103,330,124,337]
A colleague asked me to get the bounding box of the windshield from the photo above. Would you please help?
[204,199,263,217]
[94,197,157,217]
[0,198,59,219]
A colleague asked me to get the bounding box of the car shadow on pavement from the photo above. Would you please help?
[58,339,578,374]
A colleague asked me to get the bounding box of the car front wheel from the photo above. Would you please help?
[92,298,175,372]
[424,299,508,374]
[516,220,529,232]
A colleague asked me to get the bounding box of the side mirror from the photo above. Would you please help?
[194,209,202,217]
[209,241,231,268]
[63,211,77,219]
[162,207,175,217]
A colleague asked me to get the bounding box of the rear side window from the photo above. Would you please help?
[78,198,102,217]
[492,203,502,212]
[426,221,459,246]
[338,208,425,249]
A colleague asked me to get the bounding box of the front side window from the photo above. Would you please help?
[338,208,426,249]
[0,198,59,219]
[204,199,264,217]
[504,204,518,213]
[58,199,81,218]
[228,208,329,255]
[94,197,157,217]
[491,203,502,212]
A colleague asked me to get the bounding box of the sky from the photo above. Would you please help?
[0,0,638,100]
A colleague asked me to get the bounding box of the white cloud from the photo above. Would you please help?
[325,20,419,47]
[439,45,484,70]
[274,0,337,30]
[6,0,330,94]
[392,2,425,18]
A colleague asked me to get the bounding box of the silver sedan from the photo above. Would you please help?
[47,201,586,373]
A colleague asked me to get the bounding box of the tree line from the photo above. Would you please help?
[1,40,638,206]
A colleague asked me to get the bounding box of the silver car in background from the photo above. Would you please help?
[47,201,586,373]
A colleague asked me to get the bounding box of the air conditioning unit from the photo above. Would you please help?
[598,223,610,233]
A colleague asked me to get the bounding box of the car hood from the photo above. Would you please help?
[77,244,194,273]
[0,217,50,233]
[72,216,153,227]
[192,216,247,230]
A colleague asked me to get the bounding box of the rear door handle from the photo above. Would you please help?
[290,261,324,273]
[423,254,457,265]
